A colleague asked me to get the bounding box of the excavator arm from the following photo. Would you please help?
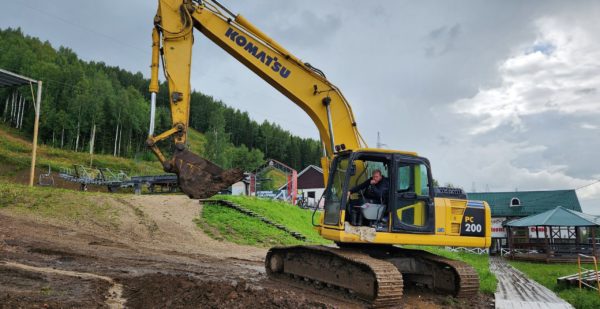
[147,0,366,198]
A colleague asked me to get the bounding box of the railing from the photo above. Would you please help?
[509,242,596,255]
[578,254,600,294]
[445,247,489,255]
[38,165,54,186]
[500,248,539,256]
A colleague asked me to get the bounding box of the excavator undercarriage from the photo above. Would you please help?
[266,245,479,307]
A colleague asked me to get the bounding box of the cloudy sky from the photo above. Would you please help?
[2,0,599,213]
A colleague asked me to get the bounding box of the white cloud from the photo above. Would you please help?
[432,139,600,213]
[453,17,600,135]
[437,140,584,190]
[581,123,598,130]
[444,15,600,214]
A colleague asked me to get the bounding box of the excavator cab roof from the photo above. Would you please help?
[347,147,418,157]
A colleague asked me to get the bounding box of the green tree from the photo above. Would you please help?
[204,108,229,167]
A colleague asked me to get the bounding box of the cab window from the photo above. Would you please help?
[396,163,430,196]
[348,160,388,191]
[395,163,430,227]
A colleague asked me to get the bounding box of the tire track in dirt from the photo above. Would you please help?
[115,197,159,235]
[1,260,126,308]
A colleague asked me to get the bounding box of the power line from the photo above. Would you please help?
[575,179,600,192]
[15,2,149,55]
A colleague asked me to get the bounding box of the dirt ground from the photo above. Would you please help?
[0,194,493,308]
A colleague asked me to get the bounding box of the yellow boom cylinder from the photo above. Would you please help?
[149,28,160,93]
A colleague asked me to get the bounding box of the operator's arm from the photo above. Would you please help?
[349,178,371,194]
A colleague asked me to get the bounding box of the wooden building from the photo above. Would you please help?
[467,190,582,255]
[505,206,600,263]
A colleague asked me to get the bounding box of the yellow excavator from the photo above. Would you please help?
[147,0,491,306]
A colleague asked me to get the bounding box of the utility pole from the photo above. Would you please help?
[376,131,387,149]
[29,81,42,187]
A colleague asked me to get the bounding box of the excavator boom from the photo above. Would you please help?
[147,0,366,198]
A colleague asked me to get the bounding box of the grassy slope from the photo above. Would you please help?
[197,195,330,247]
[0,124,164,178]
[197,205,304,247]
[509,260,600,308]
[259,169,288,190]
[0,182,120,228]
[186,128,206,157]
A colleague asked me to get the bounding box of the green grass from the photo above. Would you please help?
[187,127,206,156]
[406,246,497,294]
[0,124,163,179]
[197,195,330,247]
[258,169,288,190]
[0,181,120,228]
[509,260,600,308]
[196,204,304,247]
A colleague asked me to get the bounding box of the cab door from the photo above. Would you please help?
[322,155,351,226]
[391,156,435,233]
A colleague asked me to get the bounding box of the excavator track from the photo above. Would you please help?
[381,247,480,299]
[265,245,479,308]
[266,246,404,308]
[414,249,480,298]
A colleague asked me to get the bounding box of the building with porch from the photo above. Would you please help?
[467,190,582,254]
[505,206,600,262]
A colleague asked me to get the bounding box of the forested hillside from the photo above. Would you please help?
[0,28,322,171]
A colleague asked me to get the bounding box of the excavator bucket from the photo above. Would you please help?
[169,149,244,199]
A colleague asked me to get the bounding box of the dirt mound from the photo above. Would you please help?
[122,273,331,309]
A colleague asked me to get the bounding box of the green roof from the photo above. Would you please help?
[467,190,582,217]
[506,206,600,227]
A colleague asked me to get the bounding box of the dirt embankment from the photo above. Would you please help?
[0,194,492,308]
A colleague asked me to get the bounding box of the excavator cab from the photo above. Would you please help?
[323,150,435,234]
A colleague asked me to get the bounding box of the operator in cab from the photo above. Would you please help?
[347,169,389,203]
